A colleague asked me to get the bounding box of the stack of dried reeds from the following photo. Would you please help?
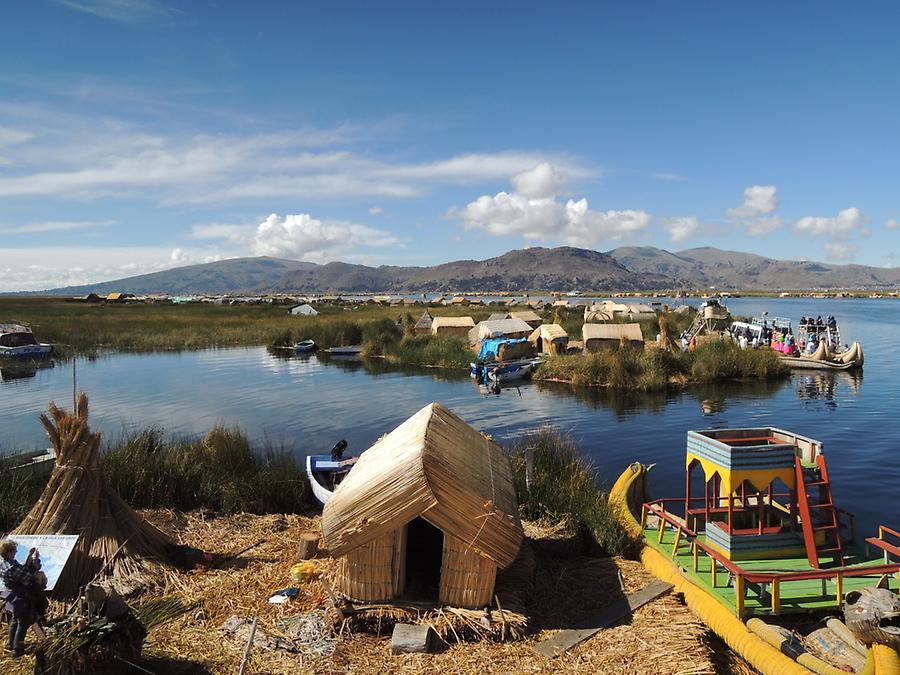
[13,393,176,597]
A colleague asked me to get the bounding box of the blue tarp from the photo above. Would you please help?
[478,337,529,361]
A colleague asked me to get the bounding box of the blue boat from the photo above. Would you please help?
[294,339,316,353]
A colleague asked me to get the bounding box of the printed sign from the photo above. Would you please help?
[3,534,80,591]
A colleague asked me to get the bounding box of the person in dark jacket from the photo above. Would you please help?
[0,539,40,657]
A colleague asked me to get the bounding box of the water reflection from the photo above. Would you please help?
[795,371,863,404]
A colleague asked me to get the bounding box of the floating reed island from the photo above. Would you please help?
[0,397,737,674]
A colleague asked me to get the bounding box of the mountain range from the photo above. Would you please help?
[24,246,900,295]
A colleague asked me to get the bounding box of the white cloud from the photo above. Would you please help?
[0,219,115,234]
[824,242,858,262]
[52,0,180,25]
[455,191,650,246]
[510,162,569,199]
[661,216,700,242]
[368,206,383,216]
[887,219,900,230]
[0,126,34,147]
[255,213,400,261]
[0,246,233,292]
[744,215,782,236]
[793,207,865,238]
[727,185,779,218]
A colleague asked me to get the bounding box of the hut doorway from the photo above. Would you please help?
[403,517,443,601]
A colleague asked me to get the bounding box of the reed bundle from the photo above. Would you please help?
[13,393,176,597]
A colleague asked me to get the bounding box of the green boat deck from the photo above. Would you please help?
[643,522,899,616]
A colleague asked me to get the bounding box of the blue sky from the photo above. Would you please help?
[2,1,899,290]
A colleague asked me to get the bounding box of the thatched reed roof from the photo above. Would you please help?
[468,318,533,343]
[431,316,475,329]
[414,311,433,330]
[322,403,523,568]
[582,323,644,342]
[529,323,568,342]
[509,310,542,324]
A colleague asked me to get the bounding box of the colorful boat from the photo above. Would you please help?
[294,339,316,353]
[609,428,899,674]
[0,324,53,359]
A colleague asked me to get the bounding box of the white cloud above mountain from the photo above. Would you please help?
[661,216,700,242]
[453,163,650,246]
[728,185,779,218]
[793,207,865,238]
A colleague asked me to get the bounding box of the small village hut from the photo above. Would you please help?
[414,311,433,335]
[509,310,543,329]
[582,323,644,352]
[467,318,533,346]
[431,316,475,338]
[529,323,569,355]
[289,303,318,316]
[322,403,523,608]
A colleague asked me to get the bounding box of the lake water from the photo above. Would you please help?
[1,298,897,535]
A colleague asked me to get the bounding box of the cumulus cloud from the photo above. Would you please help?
[824,242,859,262]
[887,219,900,230]
[744,215,782,236]
[727,185,779,218]
[251,213,397,261]
[510,162,569,199]
[661,216,700,242]
[793,207,865,238]
[455,190,650,246]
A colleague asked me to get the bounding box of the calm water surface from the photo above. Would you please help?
[1,298,897,534]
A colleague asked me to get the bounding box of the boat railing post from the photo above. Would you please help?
[658,515,667,543]
[672,526,682,558]
[735,574,745,617]
[771,578,780,614]
[835,573,843,607]
[710,558,717,588]
[640,504,648,530]
[692,540,699,573]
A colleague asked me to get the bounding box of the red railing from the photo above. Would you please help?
[640,499,900,617]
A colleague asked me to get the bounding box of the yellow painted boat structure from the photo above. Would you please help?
[609,462,900,675]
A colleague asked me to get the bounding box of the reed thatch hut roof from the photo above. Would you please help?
[430,316,475,337]
[467,318,533,344]
[323,403,522,568]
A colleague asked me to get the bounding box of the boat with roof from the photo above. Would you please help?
[609,426,899,674]
[0,323,53,359]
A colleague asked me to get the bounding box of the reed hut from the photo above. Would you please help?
[322,403,523,609]
[413,311,433,335]
[529,323,568,355]
[509,310,543,329]
[582,322,644,352]
[467,318,533,346]
[431,316,475,338]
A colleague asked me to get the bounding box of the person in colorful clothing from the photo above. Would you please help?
[0,539,41,657]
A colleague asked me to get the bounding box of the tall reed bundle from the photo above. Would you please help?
[13,393,175,597]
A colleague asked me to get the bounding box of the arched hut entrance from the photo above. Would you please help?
[322,403,523,608]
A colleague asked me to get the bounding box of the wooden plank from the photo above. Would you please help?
[534,580,673,658]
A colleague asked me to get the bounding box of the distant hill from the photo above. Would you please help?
[21,245,900,295]
[44,257,319,296]
[607,246,900,290]
[270,247,658,293]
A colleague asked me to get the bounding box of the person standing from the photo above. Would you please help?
[0,539,40,657]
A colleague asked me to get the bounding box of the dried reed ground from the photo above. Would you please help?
[1,511,739,674]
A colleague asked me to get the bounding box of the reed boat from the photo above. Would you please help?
[609,428,900,675]
[306,452,358,505]
[782,341,865,371]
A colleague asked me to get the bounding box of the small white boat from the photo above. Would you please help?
[0,324,53,359]
[294,339,316,353]
[484,358,538,384]
[306,442,358,505]
[2,447,55,473]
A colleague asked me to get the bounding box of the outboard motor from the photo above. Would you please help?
[331,439,348,461]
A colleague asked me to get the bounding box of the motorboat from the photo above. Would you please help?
[294,339,316,353]
[0,324,53,358]
[306,440,358,505]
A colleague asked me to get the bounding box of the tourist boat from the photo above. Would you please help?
[0,324,53,359]
[294,339,316,353]
[609,428,899,674]
[306,442,359,505]
[782,317,865,370]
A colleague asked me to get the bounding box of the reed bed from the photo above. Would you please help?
[102,427,311,514]
[508,428,638,558]
[0,459,51,532]
[535,340,788,390]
